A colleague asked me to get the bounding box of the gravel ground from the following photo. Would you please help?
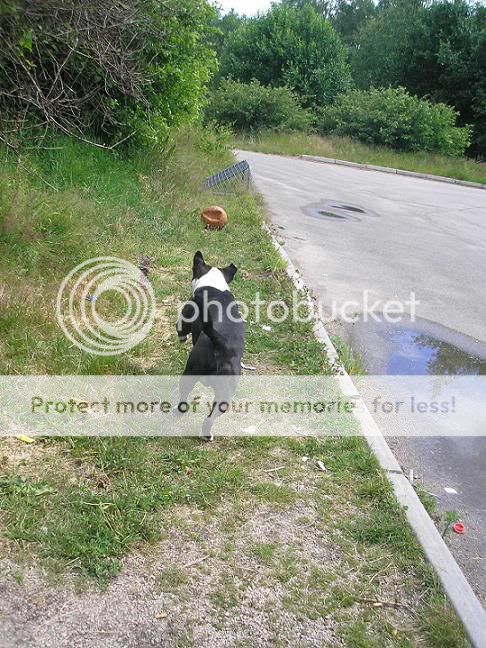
[0,446,439,647]
[0,502,346,648]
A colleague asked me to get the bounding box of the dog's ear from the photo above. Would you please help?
[193,251,209,279]
[220,263,237,284]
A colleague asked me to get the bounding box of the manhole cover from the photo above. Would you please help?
[303,200,378,222]
[332,204,365,213]
[318,210,357,221]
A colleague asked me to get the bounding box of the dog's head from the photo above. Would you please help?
[192,251,237,293]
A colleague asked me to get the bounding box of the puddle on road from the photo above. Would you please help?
[345,316,486,376]
[303,200,379,223]
[345,317,486,549]
[346,316,486,479]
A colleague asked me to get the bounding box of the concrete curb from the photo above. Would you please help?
[299,154,486,191]
[263,223,486,648]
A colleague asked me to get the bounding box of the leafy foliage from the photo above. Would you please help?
[0,0,216,146]
[350,0,424,90]
[210,9,245,59]
[206,79,312,132]
[332,0,377,45]
[352,0,486,156]
[219,4,351,109]
[319,87,471,156]
[281,0,334,18]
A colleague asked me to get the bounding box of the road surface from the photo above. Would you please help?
[237,149,486,604]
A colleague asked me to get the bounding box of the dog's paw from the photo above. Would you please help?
[178,334,189,343]
[201,432,214,443]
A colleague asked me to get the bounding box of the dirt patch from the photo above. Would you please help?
[0,500,346,648]
[0,439,59,476]
[0,440,460,647]
[0,479,424,648]
[0,439,112,495]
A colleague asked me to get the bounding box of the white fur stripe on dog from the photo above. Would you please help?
[192,267,229,294]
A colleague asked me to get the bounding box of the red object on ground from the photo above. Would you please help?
[452,522,465,534]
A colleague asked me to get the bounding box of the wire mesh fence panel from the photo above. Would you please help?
[204,160,251,192]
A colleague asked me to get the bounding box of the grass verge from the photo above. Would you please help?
[235,131,486,185]
[0,128,468,646]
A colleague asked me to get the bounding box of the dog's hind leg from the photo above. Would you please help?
[201,379,236,442]
[174,373,198,417]
[201,399,229,442]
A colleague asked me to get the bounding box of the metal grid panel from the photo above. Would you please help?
[204,160,251,190]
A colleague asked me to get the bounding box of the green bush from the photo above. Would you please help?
[0,0,216,146]
[206,79,312,132]
[350,0,486,157]
[319,87,471,156]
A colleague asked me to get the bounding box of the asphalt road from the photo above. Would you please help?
[237,150,486,604]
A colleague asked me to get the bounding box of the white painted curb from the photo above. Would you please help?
[263,223,486,648]
[299,154,486,190]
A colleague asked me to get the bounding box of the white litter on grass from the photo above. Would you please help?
[261,325,272,332]
[241,362,256,371]
[316,460,328,473]
[444,487,458,494]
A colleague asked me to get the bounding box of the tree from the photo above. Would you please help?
[332,0,377,45]
[219,4,351,108]
[352,0,486,156]
[405,1,486,156]
[281,0,334,20]
[211,9,245,58]
[350,0,425,90]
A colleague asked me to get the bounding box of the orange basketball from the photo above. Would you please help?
[201,205,228,230]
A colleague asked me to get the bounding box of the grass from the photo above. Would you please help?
[0,125,330,577]
[251,542,277,564]
[235,131,486,185]
[0,127,468,645]
[157,565,189,592]
[0,438,248,579]
[331,335,366,375]
[419,596,469,648]
[0,131,329,376]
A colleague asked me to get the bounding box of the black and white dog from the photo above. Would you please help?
[175,251,246,441]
